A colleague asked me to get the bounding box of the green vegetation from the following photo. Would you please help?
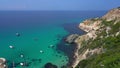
[76,20,120,68]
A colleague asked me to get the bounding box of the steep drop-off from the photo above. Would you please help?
[66,7,120,68]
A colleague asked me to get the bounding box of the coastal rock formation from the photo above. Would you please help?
[102,7,120,21]
[79,18,102,32]
[66,7,120,68]
[0,58,6,68]
[66,34,79,44]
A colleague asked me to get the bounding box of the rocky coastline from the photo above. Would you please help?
[65,7,120,68]
[0,7,120,68]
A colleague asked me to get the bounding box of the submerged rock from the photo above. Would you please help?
[33,38,39,41]
[44,63,57,68]
[48,45,55,48]
[31,59,38,62]
[38,59,42,62]
[66,34,79,44]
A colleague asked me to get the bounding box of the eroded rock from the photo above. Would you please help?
[66,34,79,44]
[0,58,6,68]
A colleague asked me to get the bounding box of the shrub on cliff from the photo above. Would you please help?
[76,20,120,68]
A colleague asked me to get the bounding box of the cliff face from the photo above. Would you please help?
[67,7,120,68]
[79,18,102,32]
[102,8,120,21]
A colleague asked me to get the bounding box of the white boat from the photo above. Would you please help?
[20,62,24,66]
[20,54,24,58]
[9,45,14,49]
[40,50,43,53]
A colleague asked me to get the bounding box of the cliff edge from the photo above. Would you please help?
[66,7,120,68]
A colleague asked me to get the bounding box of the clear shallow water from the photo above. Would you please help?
[0,11,107,68]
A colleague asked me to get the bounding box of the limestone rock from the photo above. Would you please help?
[0,58,6,68]
[66,34,79,44]
[102,8,120,21]
[69,7,120,68]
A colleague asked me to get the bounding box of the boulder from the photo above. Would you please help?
[66,34,79,44]
[0,58,6,68]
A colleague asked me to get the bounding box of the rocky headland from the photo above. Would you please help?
[66,7,120,68]
[0,7,120,68]
[0,58,6,68]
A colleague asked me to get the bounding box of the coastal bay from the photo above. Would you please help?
[0,11,106,68]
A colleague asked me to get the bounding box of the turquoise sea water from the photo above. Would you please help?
[0,11,107,68]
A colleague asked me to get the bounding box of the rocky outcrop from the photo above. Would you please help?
[0,58,6,68]
[66,7,120,68]
[65,34,79,44]
[102,7,120,21]
[79,18,102,32]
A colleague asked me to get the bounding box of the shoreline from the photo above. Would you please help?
[56,23,86,68]
[63,7,120,68]
[65,18,103,68]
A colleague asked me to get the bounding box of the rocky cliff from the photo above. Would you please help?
[66,7,120,68]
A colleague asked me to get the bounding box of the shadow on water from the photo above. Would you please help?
[61,22,85,34]
[56,22,86,66]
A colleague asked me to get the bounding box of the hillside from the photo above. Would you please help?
[66,7,120,68]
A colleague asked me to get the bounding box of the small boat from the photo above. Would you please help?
[9,45,14,49]
[20,62,24,66]
[20,54,24,58]
[40,50,43,53]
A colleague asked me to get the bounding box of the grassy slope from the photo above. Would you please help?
[76,20,120,68]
